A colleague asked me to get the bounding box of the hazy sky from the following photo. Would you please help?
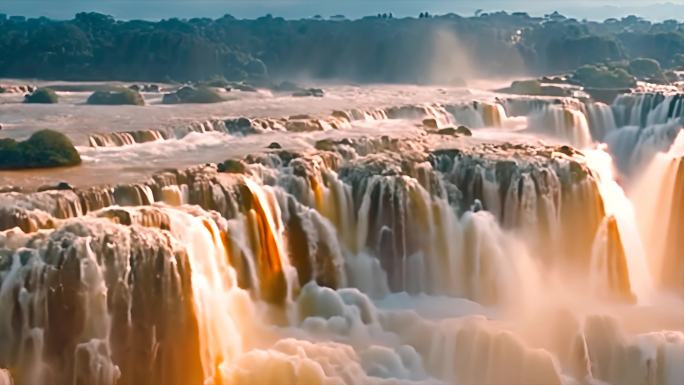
[2,0,684,21]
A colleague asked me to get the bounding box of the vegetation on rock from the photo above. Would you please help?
[0,129,81,169]
[570,65,637,89]
[87,88,145,105]
[24,87,59,103]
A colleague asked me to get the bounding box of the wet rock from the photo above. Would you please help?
[142,84,160,92]
[217,159,248,174]
[0,84,35,94]
[332,110,351,121]
[315,139,335,151]
[37,182,74,192]
[557,145,576,157]
[277,150,300,166]
[422,118,438,129]
[456,125,473,136]
[292,88,324,97]
[267,142,282,149]
[226,117,256,135]
[286,119,323,132]
[0,185,22,193]
[163,86,223,104]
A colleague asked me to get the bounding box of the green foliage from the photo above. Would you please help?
[673,54,684,69]
[0,12,683,82]
[24,87,59,104]
[0,129,81,169]
[163,86,224,104]
[628,58,663,78]
[87,88,145,105]
[572,65,637,89]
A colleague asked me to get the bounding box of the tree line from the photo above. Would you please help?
[0,11,683,83]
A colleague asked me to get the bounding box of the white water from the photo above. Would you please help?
[1,83,684,385]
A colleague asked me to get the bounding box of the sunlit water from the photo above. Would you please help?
[0,82,683,385]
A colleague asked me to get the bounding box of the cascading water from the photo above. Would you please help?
[631,131,684,297]
[1,85,684,385]
[527,104,593,147]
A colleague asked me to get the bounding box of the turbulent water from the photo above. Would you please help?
[0,83,683,385]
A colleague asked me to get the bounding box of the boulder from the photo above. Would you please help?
[437,127,458,136]
[87,88,145,106]
[217,159,248,174]
[163,86,224,104]
[267,142,282,149]
[24,88,59,104]
[422,118,439,129]
[456,125,473,136]
[226,117,256,135]
[0,129,81,170]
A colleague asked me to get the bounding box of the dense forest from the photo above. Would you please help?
[1,11,684,84]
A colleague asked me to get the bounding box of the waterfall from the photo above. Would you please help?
[584,147,652,302]
[613,93,684,128]
[1,133,683,385]
[527,105,593,147]
[631,131,684,296]
[583,102,618,141]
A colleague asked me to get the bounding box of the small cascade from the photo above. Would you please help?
[583,102,618,141]
[444,103,486,128]
[474,101,506,127]
[606,119,682,174]
[385,103,454,128]
[527,104,593,147]
[502,97,554,117]
[613,93,684,128]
